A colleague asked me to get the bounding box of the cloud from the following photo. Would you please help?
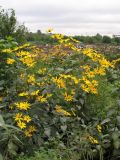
[1,0,120,35]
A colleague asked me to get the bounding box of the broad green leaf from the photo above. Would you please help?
[0,80,5,86]
[61,125,67,132]
[117,116,120,124]
[114,141,120,149]
[65,68,73,73]
[44,128,51,137]
[0,115,5,126]
[101,118,110,125]
[112,132,120,140]
[0,154,3,160]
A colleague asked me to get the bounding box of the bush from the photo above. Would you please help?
[0,7,27,44]
[0,32,120,160]
[16,149,60,160]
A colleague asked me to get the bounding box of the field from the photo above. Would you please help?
[0,33,120,160]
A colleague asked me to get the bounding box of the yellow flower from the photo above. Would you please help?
[6,58,15,64]
[85,71,95,78]
[36,82,45,87]
[47,28,53,33]
[20,56,36,67]
[88,135,99,144]
[89,86,98,94]
[27,75,36,84]
[0,97,3,102]
[46,93,52,98]
[92,80,98,86]
[93,67,106,76]
[60,74,79,84]
[24,125,36,137]
[97,125,102,133]
[111,58,120,66]
[18,92,29,97]
[15,102,31,110]
[16,51,30,57]
[19,73,25,80]
[82,65,90,71]
[52,34,64,40]
[14,113,23,121]
[64,92,73,101]
[71,90,75,95]
[38,68,47,74]
[2,49,12,53]
[99,58,111,68]
[37,96,47,102]
[81,84,90,93]
[23,115,31,123]
[31,90,39,96]
[84,79,91,86]
[17,121,26,129]
[24,130,32,137]
[52,77,66,88]
[71,77,79,84]
[55,105,71,116]
[81,77,98,94]
[29,125,36,132]
[13,44,30,52]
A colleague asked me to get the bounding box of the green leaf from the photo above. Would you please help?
[0,87,4,91]
[114,141,120,149]
[5,124,21,132]
[112,132,119,140]
[0,154,3,160]
[117,116,120,124]
[61,125,67,132]
[44,128,51,137]
[56,67,64,72]
[65,68,73,73]
[117,100,120,106]
[101,118,110,125]
[8,142,18,155]
[60,117,67,123]
[0,80,5,86]
[13,135,23,144]
[0,106,5,109]
[0,114,5,126]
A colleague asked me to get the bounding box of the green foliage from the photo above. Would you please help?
[0,8,16,38]
[13,25,28,44]
[0,7,27,44]
[74,34,120,45]
[86,77,116,119]
[102,36,111,44]
[0,114,22,159]
[0,33,120,160]
[26,32,57,45]
[16,149,61,160]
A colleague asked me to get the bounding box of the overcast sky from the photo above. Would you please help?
[0,0,120,35]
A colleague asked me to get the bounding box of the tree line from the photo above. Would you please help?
[0,7,120,45]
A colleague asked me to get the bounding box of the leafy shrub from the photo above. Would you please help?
[0,31,120,160]
[16,148,60,160]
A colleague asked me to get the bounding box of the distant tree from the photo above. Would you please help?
[26,32,36,42]
[93,33,102,43]
[13,24,28,44]
[85,36,94,44]
[102,36,111,43]
[0,7,27,43]
[112,37,120,45]
[0,8,16,38]
[37,30,42,35]
[74,36,86,43]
